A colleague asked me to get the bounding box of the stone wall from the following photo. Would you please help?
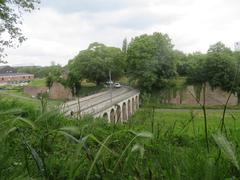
[49,82,73,100]
[169,84,238,105]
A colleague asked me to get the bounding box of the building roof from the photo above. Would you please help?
[0,73,34,77]
[0,66,13,70]
[0,66,7,70]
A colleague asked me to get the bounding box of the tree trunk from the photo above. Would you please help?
[96,80,101,86]
[238,92,240,105]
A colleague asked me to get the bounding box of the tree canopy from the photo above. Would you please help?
[186,42,240,103]
[127,32,176,92]
[206,42,236,92]
[68,42,125,85]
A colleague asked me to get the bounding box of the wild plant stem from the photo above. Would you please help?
[189,83,209,153]
[151,106,155,134]
[202,83,209,153]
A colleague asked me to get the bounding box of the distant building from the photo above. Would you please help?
[0,66,34,84]
[234,42,240,51]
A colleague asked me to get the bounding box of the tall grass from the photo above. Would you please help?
[1,96,240,179]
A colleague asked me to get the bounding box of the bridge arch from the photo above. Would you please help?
[122,102,127,121]
[110,109,115,123]
[103,112,108,120]
[116,105,121,122]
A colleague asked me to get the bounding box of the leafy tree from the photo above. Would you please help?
[206,42,235,92]
[45,65,64,89]
[207,41,232,54]
[66,62,82,96]
[231,51,240,104]
[0,0,40,61]
[69,42,125,85]
[187,43,238,102]
[187,43,235,92]
[186,52,208,86]
[17,66,59,78]
[174,50,189,76]
[127,32,176,92]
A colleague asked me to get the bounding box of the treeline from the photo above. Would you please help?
[18,32,240,99]
[16,65,63,79]
[67,32,240,96]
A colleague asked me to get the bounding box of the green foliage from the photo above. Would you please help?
[213,132,239,170]
[17,66,63,79]
[45,65,64,89]
[127,32,177,92]
[28,78,46,87]
[65,72,81,96]
[174,50,189,76]
[37,92,49,114]
[186,52,207,85]
[69,42,125,86]
[0,0,40,61]
[206,42,236,92]
[187,43,239,97]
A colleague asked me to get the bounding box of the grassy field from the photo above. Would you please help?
[0,79,106,108]
[133,109,240,136]
[28,78,46,87]
[1,95,240,179]
[146,102,240,109]
[0,89,63,107]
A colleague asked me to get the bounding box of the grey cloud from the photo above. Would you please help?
[114,14,181,30]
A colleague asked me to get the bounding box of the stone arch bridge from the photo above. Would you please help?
[63,87,140,123]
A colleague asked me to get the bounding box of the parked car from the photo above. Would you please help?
[114,82,121,88]
[105,80,114,85]
[105,81,114,87]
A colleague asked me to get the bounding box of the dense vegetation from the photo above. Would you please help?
[1,96,240,179]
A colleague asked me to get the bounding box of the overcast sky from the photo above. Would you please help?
[5,0,240,66]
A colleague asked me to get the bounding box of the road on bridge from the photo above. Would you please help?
[63,86,138,116]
